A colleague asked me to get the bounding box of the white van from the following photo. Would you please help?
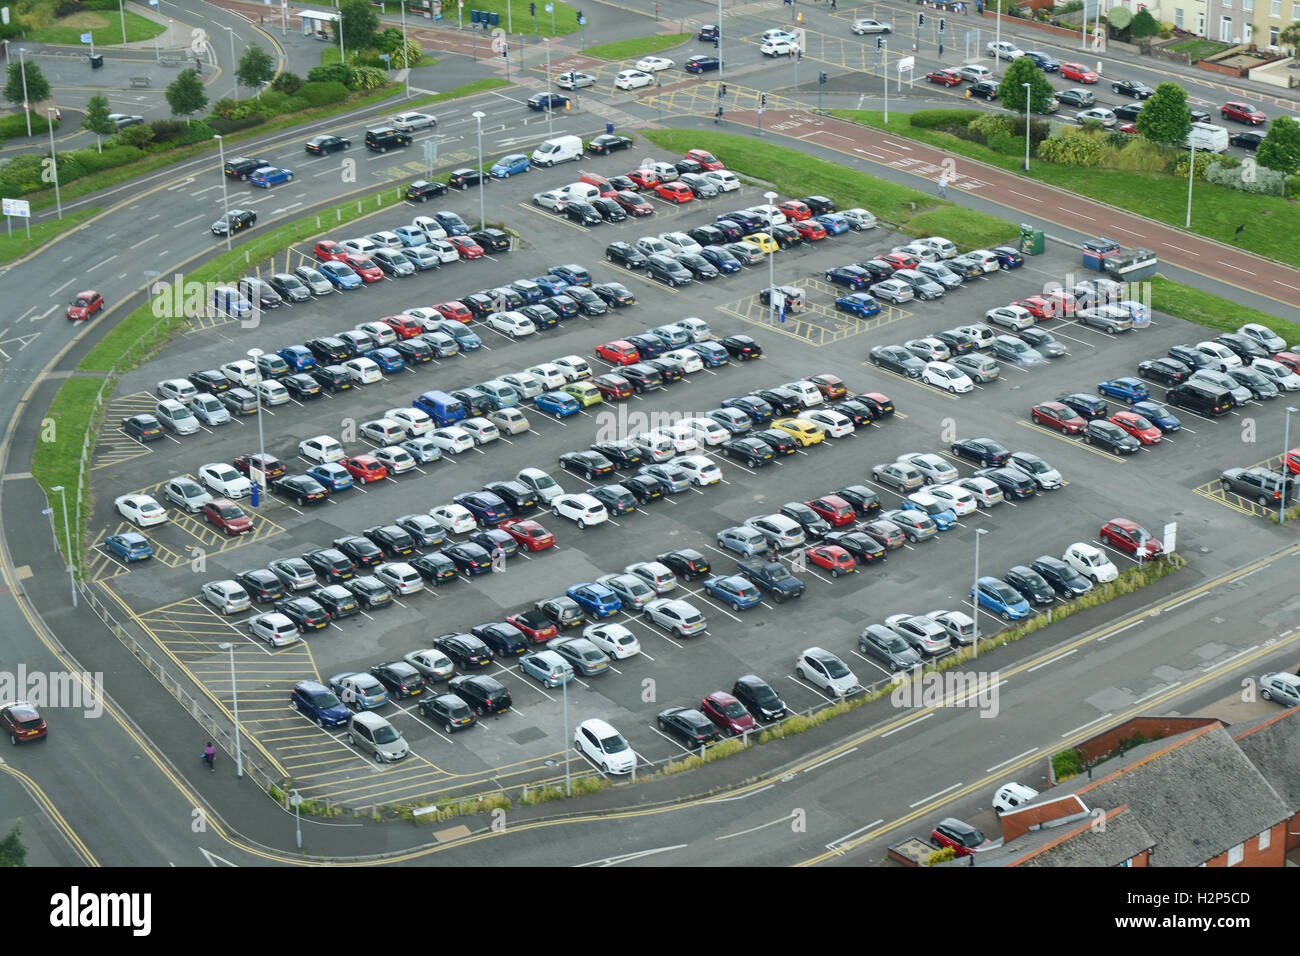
[1186,122,1228,153]
[531,134,583,167]
[559,182,601,204]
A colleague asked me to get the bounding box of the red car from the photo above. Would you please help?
[700,691,756,736]
[926,68,963,86]
[1061,62,1098,83]
[877,251,918,271]
[1041,289,1079,316]
[1099,518,1164,559]
[1110,411,1162,445]
[314,239,349,261]
[232,453,287,479]
[930,817,991,857]
[66,289,104,321]
[344,254,384,282]
[341,455,388,483]
[203,498,253,536]
[0,700,47,744]
[580,172,616,196]
[1013,296,1055,320]
[448,236,484,259]
[807,544,855,576]
[1118,122,1139,135]
[1031,401,1087,434]
[626,167,659,189]
[778,199,812,221]
[505,611,558,643]
[811,373,847,399]
[595,340,641,365]
[593,373,633,400]
[498,518,556,552]
[613,191,655,216]
[793,218,828,241]
[435,301,474,323]
[685,148,724,171]
[1221,101,1266,125]
[655,181,694,203]
[1274,351,1300,375]
[806,495,856,527]
[1285,448,1300,475]
[382,313,424,339]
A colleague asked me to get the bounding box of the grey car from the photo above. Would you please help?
[951,353,1000,383]
[1075,305,1134,333]
[293,265,334,295]
[1019,327,1066,357]
[870,344,925,377]
[858,624,922,671]
[163,476,213,512]
[916,261,962,289]
[884,613,952,657]
[546,636,610,676]
[893,269,945,300]
[990,334,1046,367]
[679,173,719,198]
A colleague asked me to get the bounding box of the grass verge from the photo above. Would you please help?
[28,377,108,509]
[26,10,166,44]
[585,33,692,60]
[1148,276,1300,343]
[641,129,1016,248]
[433,0,580,35]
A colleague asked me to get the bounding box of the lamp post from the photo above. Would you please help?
[223,25,237,100]
[563,672,571,796]
[994,0,1001,75]
[214,134,231,252]
[247,348,267,495]
[1022,82,1031,171]
[119,0,127,44]
[764,189,777,321]
[544,39,554,137]
[50,485,77,607]
[400,0,410,98]
[472,110,486,230]
[882,39,888,124]
[13,46,32,138]
[1185,139,1195,228]
[717,0,723,81]
[972,528,989,659]
[289,789,303,848]
[47,108,62,219]
[218,642,244,777]
[1282,406,1298,525]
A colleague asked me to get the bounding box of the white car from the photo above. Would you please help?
[391,111,436,131]
[896,241,939,263]
[782,380,825,407]
[636,236,672,257]
[490,407,530,435]
[198,462,252,498]
[343,357,382,385]
[761,37,800,55]
[1251,358,1300,391]
[527,363,567,389]
[967,249,1002,273]
[248,612,299,648]
[987,39,1025,59]
[702,169,740,191]
[644,598,707,636]
[163,476,212,512]
[928,483,978,516]
[631,432,676,463]
[385,408,434,437]
[404,648,455,681]
[253,379,289,407]
[554,355,592,382]
[913,236,957,259]
[487,311,536,338]
[299,435,345,463]
[795,646,858,696]
[1075,107,1117,127]
[356,321,397,347]
[583,621,641,659]
[533,190,568,211]
[957,475,1005,507]
[636,55,674,72]
[926,609,976,645]
[659,424,699,453]
[851,18,891,34]
[340,237,378,256]
[423,238,460,263]
[744,513,805,549]
[221,359,260,386]
[672,454,722,486]
[922,361,975,394]
[374,562,424,595]
[955,323,998,349]
[425,427,473,455]
[659,231,702,255]
[624,561,677,593]
[412,215,448,240]
[551,493,608,528]
[596,572,657,610]
[517,467,565,504]
[677,317,715,341]
[802,408,854,438]
[374,446,417,474]
[201,579,251,615]
[662,348,704,373]
[985,306,1036,331]
[115,493,167,527]
[574,717,637,774]
[907,337,950,362]
[460,417,500,445]
[1064,542,1118,583]
[502,372,544,399]
[430,503,477,534]
[897,452,960,485]
[681,417,728,446]
[993,782,1039,814]
[614,69,654,90]
[1195,341,1243,371]
[840,207,877,230]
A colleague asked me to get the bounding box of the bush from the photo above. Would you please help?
[177,120,216,145]
[0,111,55,139]
[72,144,144,172]
[271,71,302,95]
[952,124,987,145]
[1052,747,1085,781]
[254,89,293,117]
[210,97,239,120]
[909,109,981,129]
[928,847,957,866]
[348,65,388,90]
[1287,174,1300,199]
[306,63,352,85]
[149,119,184,142]
[1007,116,1051,146]
[118,125,154,147]
[296,80,350,107]
[971,113,1013,139]
[0,153,46,191]
[1170,151,1222,180]
[207,113,265,134]
[1205,161,1286,195]
[1114,138,1167,173]
[55,0,81,15]
[1037,128,1109,166]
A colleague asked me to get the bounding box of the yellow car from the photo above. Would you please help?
[746,232,778,254]
[561,381,604,408]
[771,417,825,446]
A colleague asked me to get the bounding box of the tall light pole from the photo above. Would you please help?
[50,485,77,607]
[222,25,237,100]
[544,39,554,137]
[18,48,31,139]
[47,108,62,218]
[1282,406,1298,524]
[218,642,244,777]
[882,39,888,123]
[119,0,128,44]
[994,0,1001,75]
[472,110,486,230]
[247,348,267,496]
[1022,82,1031,171]
[400,0,410,98]
[972,527,988,659]
[764,189,777,321]
[1185,139,1195,228]
[716,0,724,81]
[562,672,571,796]
[214,134,232,252]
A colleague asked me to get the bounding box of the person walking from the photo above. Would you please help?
[203,742,216,772]
[938,175,948,199]
[830,0,837,10]
[715,104,724,124]
[1234,223,1245,242]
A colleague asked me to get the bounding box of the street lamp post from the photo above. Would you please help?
[223,25,237,100]
[1022,82,1031,171]
[882,39,888,124]
[764,189,777,321]
[472,110,486,230]
[218,642,244,777]
[1282,406,1298,524]
[400,0,410,98]
[563,673,571,796]
[214,134,232,252]
[119,0,128,44]
[972,528,989,659]
[994,0,1001,75]
[8,45,32,139]
[247,348,267,495]
[50,485,77,607]
[289,789,303,848]
[544,39,554,137]
[717,0,723,81]
[1185,140,1195,228]
[47,108,62,219]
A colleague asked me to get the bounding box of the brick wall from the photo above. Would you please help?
[1198,59,1247,76]
[977,8,1091,40]
[1001,794,1090,841]
[1061,716,1223,769]
[1200,821,1287,866]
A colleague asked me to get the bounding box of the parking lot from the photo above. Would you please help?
[85,135,1298,809]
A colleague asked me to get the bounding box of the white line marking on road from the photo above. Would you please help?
[1026,648,1077,672]
[129,233,160,250]
[986,748,1039,773]
[881,711,934,737]
[716,813,798,841]
[909,782,961,808]
[1061,713,1112,738]
[1098,619,1144,641]
[802,747,857,773]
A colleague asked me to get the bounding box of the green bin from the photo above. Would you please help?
[1025,229,1044,255]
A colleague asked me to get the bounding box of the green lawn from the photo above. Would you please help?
[1167,38,1226,59]
[642,129,1016,248]
[441,0,580,36]
[26,10,165,45]
[585,33,691,60]
[1149,276,1300,343]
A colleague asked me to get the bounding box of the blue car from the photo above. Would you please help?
[566,582,622,617]
[433,210,469,236]
[519,650,575,687]
[320,261,362,289]
[535,391,581,418]
[103,531,152,561]
[701,574,762,610]
[454,490,510,526]
[825,264,870,289]
[972,576,1032,621]
[639,463,692,493]
[836,292,881,318]
[211,287,252,318]
[510,280,545,303]
[249,165,293,187]
[543,294,580,319]
[306,462,353,491]
[1023,50,1060,71]
[279,344,316,371]
[394,225,427,247]
[715,526,769,557]
[367,347,405,373]
[291,679,351,728]
[700,245,742,273]
[815,213,851,235]
[549,263,592,287]
[992,246,1025,268]
[434,319,481,350]
[532,274,570,296]
[689,341,731,367]
[722,395,773,426]
[490,153,531,178]
[1097,377,1149,403]
[1132,400,1181,433]
[901,498,957,530]
[468,529,518,558]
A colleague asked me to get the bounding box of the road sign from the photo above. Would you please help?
[1163,522,1176,554]
[897,55,915,72]
[80,32,93,43]
[3,198,31,218]
[423,139,438,165]
[578,14,586,24]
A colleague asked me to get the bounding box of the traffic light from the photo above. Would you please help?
[918,11,925,25]
[939,17,946,31]
[819,71,827,84]
[502,42,508,57]
[720,83,728,96]
[530,1,535,13]
[760,92,767,107]
[876,35,884,50]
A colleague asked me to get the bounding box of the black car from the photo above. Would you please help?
[856,260,895,282]
[950,437,1012,467]
[527,92,571,110]
[236,568,285,602]
[973,466,1038,498]
[345,575,392,610]
[721,436,775,467]
[461,292,497,319]
[721,335,762,360]
[1220,467,1294,505]
[836,400,876,427]
[588,485,635,519]
[449,674,512,714]
[442,542,494,575]
[304,134,350,154]
[309,365,351,393]
[470,622,530,657]
[411,551,458,584]
[590,441,643,469]
[211,208,257,237]
[450,387,493,416]
[363,525,416,558]
[282,374,322,401]
[587,133,633,155]
[1138,356,1191,386]
[447,167,484,190]
[622,363,664,393]
[646,357,684,383]
[1215,332,1270,362]
[310,584,359,619]
[471,228,510,251]
[731,675,786,721]
[684,55,721,73]
[394,339,434,365]
[836,485,881,515]
[800,195,835,216]
[675,158,705,175]
[333,534,383,567]
[590,198,627,223]
[405,179,448,202]
[121,414,166,441]
[1058,392,1110,419]
[931,330,976,356]
[267,272,311,302]
[536,596,585,629]
[753,428,799,456]
[564,200,603,226]
[1031,555,1093,598]
[675,253,719,280]
[1003,565,1056,606]
[305,336,352,363]
[1111,79,1154,98]
[646,253,693,287]
[420,692,477,732]
[770,222,803,249]
[858,624,922,671]
[1166,344,1212,370]
[855,393,895,418]
[566,286,608,315]
[780,502,832,540]
[273,474,329,505]
[656,548,711,581]
[1112,101,1144,122]
[824,530,886,563]
[870,344,925,377]
[1084,419,1140,454]
[369,661,425,698]
[434,632,494,668]
[606,241,648,269]
[755,387,802,415]
[609,474,659,505]
[658,706,722,746]
[626,333,666,359]
[560,450,616,480]
[188,369,230,394]
[1230,130,1264,150]
[302,548,355,583]
[722,209,763,232]
[519,304,560,331]
[482,480,538,515]
[592,282,636,307]
[712,219,744,242]
[689,225,728,248]
[224,155,271,180]
[967,81,999,101]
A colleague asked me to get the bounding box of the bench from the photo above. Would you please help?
[129,75,151,89]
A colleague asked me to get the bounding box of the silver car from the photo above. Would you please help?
[885,614,952,657]
[201,579,251,615]
[623,561,677,593]
[644,598,707,636]
[595,572,657,609]
[404,647,455,681]
[163,476,212,512]
[348,711,410,762]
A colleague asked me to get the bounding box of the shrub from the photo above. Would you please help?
[148,118,184,142]
[971,113,1013,139]
[118,125,154,147]
[1287,174,1300,199]
[254,89,293,117]
[348,65,388,90]
[1114,138,1167,173]
[296,80,350,107]
[1052,747,1085,781]
[928,847,957,866]
[951,124,987,145]
[177,120,216,145]
[1037,128,1109,166]
[987,132,1026,156]
[306,63,352,85]
[1007,116,1051,146]
[0,153,46,191]
[1170,151,1221,179]
[55,0,81,15]
[1205,161,1286,195]
[909,109,981,129]
[271,71,302,95]
[0,111,54,139]
[210,97,239,120]
[207,113,264,134]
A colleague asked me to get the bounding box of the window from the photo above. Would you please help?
[1242,0,1252,10]
[1259,828,1271,851]
[1220,15,1234,40]
[1227,842,1244,866]
[1271,0,1281,12]
[1271,25,1281,44]
[1175,6,1184,27]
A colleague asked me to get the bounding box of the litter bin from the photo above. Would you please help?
[89,53,104,69]
[605,122,614,135]
[1024,229,1045,255]
[470,9,480,22]
[488,11,499,25]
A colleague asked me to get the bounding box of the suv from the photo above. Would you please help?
[365,127,412,152]
[224,156,270,181]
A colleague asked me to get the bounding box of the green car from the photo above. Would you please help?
[561,382,604,408]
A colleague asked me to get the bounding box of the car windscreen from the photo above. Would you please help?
[373,726,401,744]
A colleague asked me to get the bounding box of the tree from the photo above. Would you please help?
[165,68,208,119]
[4,60,52,110]
[82,93,115,153]
[1135,81,1191,147]
[0,822,26,867]
[1130,9,1160,38]
[1257,115,1300,175]
[997,57,1056,115]
[336,0,380,57]
[237,42,276,90]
